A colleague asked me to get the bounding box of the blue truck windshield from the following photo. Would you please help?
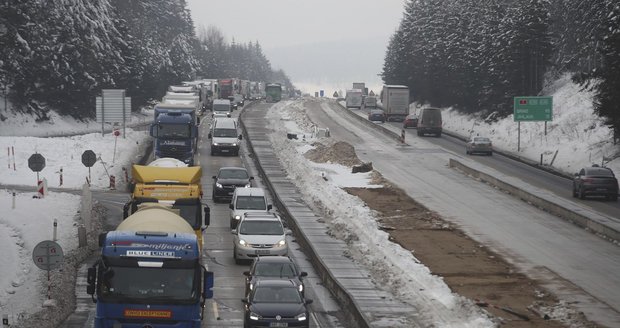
[100,267,197,302]
[157,124,191,138]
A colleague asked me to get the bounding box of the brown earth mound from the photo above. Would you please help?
[304,141,363,167]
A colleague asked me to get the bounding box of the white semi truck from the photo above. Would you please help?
[380,85,409,121]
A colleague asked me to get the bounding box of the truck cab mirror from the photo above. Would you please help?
[238,134,243,140]
[203,205,211,226]
[267,204,272,211]
[191,126,198,138]
[249,176,254,181]
[229,203,234,210]
[300,272,308,277]
[203,271,214,299]
[208,132,212,139]
[98,232,107,247]
[149,124,157,137]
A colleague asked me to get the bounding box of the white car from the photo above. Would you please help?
[232,212,290,264]
[229,187,272,229]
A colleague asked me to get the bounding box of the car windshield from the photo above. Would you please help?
[236,196,266,210]
[219,169,248,179]
[587,168,614,177]
[252,286,302,303]
[213,104,230,112]
[254,263,297,277]
[473,137,490,143]
[239,220,283,235]
[213,128,238,138]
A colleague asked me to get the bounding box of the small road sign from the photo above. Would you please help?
[81,150,97,167]
[32,240,64,271]
[28,153,46,172]
[113,129,120,137]
[513,96,553,121]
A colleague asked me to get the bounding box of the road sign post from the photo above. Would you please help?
[32,240,64,300]
[82,150,97,185]
[28,153,46,190]
[513,96,553,151]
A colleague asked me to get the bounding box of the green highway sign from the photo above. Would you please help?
[513,96,553,121]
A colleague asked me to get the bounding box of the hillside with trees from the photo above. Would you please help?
[382,0,619,134]
[0,0,287,119]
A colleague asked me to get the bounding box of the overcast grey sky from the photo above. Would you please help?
[186,0,407,92]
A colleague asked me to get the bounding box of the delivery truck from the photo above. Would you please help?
[380,85,410,121]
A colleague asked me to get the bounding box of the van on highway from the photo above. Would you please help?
[417,107,442,137]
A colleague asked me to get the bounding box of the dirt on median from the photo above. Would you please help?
[306,140,599,328]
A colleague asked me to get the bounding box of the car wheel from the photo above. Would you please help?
[578,186,586,200]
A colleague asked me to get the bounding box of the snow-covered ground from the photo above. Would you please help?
[0,73,617,325]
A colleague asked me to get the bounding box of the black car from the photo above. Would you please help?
[573,165,618,201]
[242,279,312,328]
[212,167,254,203]
[368,109,386,123]
[243,256,308,297]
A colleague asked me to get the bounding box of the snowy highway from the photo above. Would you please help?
[302,98,620,327]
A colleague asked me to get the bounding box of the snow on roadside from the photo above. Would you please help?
[265,101,495,327]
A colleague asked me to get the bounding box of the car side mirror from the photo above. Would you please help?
[241,298,248,304]
[305,299,313,305]
[249,177,254,180]
[212,176,216,179]
[208,133,212,139]
[229,203,234,210]
[300,272,308,277]
[238,134,243,140]
[267,204,273,211]
[243,271,250,276]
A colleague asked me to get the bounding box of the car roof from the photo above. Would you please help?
[213,99,230,104]
[241,213,281,222]
[254,256,295,264]
[234,187,266,196]
[219,166,247,172]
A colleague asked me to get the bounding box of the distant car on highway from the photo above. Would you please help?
[403,114,419,128]
[232,212,289,263]
[368,109,386,123]
[573,165,618,201]
[466,136,493,156]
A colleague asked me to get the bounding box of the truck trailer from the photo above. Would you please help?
[380,85,410,121]
[87,204,214,328]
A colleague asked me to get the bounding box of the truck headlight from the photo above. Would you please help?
[244,183,251,188]
[216,183,223,188]
[232,143,237,147]
[212,142,219,146]
[298,284,304,293]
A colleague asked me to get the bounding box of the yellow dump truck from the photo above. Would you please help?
[123,158,210,249]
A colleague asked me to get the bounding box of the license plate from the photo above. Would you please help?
[256,250,270,255]
[227,191,233,195]
[221,149,229,152]
[270,323,288,327]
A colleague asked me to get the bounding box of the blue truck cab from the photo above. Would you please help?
[87,205,214,328]
[150,104,199,166]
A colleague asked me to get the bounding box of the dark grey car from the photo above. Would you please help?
[212,167,254,203]
[573,165,618,201]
